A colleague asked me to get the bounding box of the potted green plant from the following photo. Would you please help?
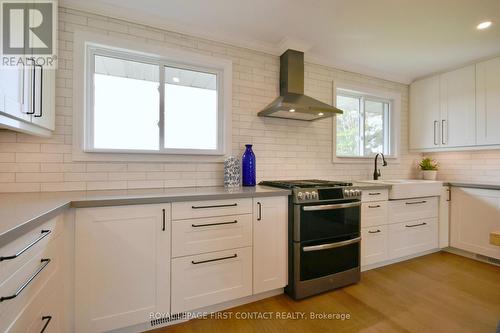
[419,157,438,180]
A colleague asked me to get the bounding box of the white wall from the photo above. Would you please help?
[0,7,420,192]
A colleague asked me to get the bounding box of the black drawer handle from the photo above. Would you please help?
[0,230,51,261]
[368,205,381,208]
[0,258,51,302]
[191,253,237,265]
[405,222,427,228]
[368,229,381,234]
[191,203,237,209]
[192,220,238,228]
[368,192,381,196]
[34,64,43,118]
[40,316,52,333]
[405,201,427,205]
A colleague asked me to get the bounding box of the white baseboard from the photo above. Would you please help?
[361,248,441,272]
[444,247,500,266]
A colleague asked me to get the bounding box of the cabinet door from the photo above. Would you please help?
[388,218,438,259]
[0,65,30,122]
[450,188,500,259]
[476,56,500,145]
[30,67,55,130]
[75,204,171,333]
[409,75,441,149]
[440,65,476,147]
[253,196,287,294]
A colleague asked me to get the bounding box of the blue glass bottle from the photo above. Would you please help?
[241,144,256,186]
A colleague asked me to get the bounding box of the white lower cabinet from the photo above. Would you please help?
[75,204,171,333]
[388,218,438,259]
[252,197,288,294]
[450,187,500,259]
[361,191,440,269]
[171,247,252,313]
[361,225,388,266]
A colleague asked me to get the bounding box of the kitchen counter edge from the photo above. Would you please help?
[0,186,291,247]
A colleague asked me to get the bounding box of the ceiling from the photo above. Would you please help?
[61,0,500,83]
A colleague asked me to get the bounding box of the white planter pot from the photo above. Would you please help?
[422,170,437,180]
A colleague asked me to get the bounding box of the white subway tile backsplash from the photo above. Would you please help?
[0,7,421,192]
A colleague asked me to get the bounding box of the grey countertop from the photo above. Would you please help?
[444,181,500,190]
[351,182,392,190]
[0,185,290,247]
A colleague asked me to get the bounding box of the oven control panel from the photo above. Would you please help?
[293,187,361,203]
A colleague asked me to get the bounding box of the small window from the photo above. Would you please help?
[336,90,391,157]
[86,46,224,155]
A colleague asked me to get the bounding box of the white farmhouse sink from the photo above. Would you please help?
[357,179,443,199]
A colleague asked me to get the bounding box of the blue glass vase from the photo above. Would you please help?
[241,144,256,186]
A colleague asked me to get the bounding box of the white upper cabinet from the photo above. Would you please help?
[409,75,440,150]
[440,65,476,147]
[476,57,500,145]
[0,65,30,122]
[410,56,500,151]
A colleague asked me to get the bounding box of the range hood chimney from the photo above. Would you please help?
[258,49,343,121]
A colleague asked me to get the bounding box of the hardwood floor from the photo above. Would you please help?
[153,252,500,333]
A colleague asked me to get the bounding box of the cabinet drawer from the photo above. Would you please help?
[361,189,389,202]
[4,269,62,333]
[388,218,438,259]
[172,215,252,258]
[172,198,252,220]
[0,216,63,285]
[388,197,438,223]
[361,225,388,267]
[0,235,61,332]
[171,247,252,313]
[361,202,388,228]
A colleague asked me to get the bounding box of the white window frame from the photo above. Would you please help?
[332,80,401,164]
[73,31,232,162]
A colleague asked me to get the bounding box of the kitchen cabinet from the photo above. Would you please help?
[171,247,252,313]
[252,197,287,294]
[410,66,476,150]
[361,225,388,266]
[388,218,438,259]
[476,57,500,145]
[75,204,171,333]
[410,75,440,150]
[450,187,500,259]
[0,64,30,122]
[440,65,476,147]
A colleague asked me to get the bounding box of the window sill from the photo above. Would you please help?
[72,149,225,163]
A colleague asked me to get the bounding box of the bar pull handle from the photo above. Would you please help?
[441,119,446,145]
[191,253,237,265]
[192,220,237,228]
[257,202,262,221]
[27,58,35,114]
[368,229,381,234]
[447,188,451,202]
[191,203,237,209]
[405,200,427,205]
[0,258,51,302]
[434,120,439,145]
[162,209,166,231]
[405,222,427,228]
[0,230,51,261]
[34,64,43,118]
[368,192,381,196]
[368,204,381,208]
[40,316,52,333]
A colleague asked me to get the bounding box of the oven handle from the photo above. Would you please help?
[302,237,361,252]
[302,201,361,211]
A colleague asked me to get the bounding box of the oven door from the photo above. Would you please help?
[294,200,360,242]
[298,235,360,281]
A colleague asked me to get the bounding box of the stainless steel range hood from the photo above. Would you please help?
[258,49,343,121]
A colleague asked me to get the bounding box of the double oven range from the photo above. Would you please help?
[260,180,362,299]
